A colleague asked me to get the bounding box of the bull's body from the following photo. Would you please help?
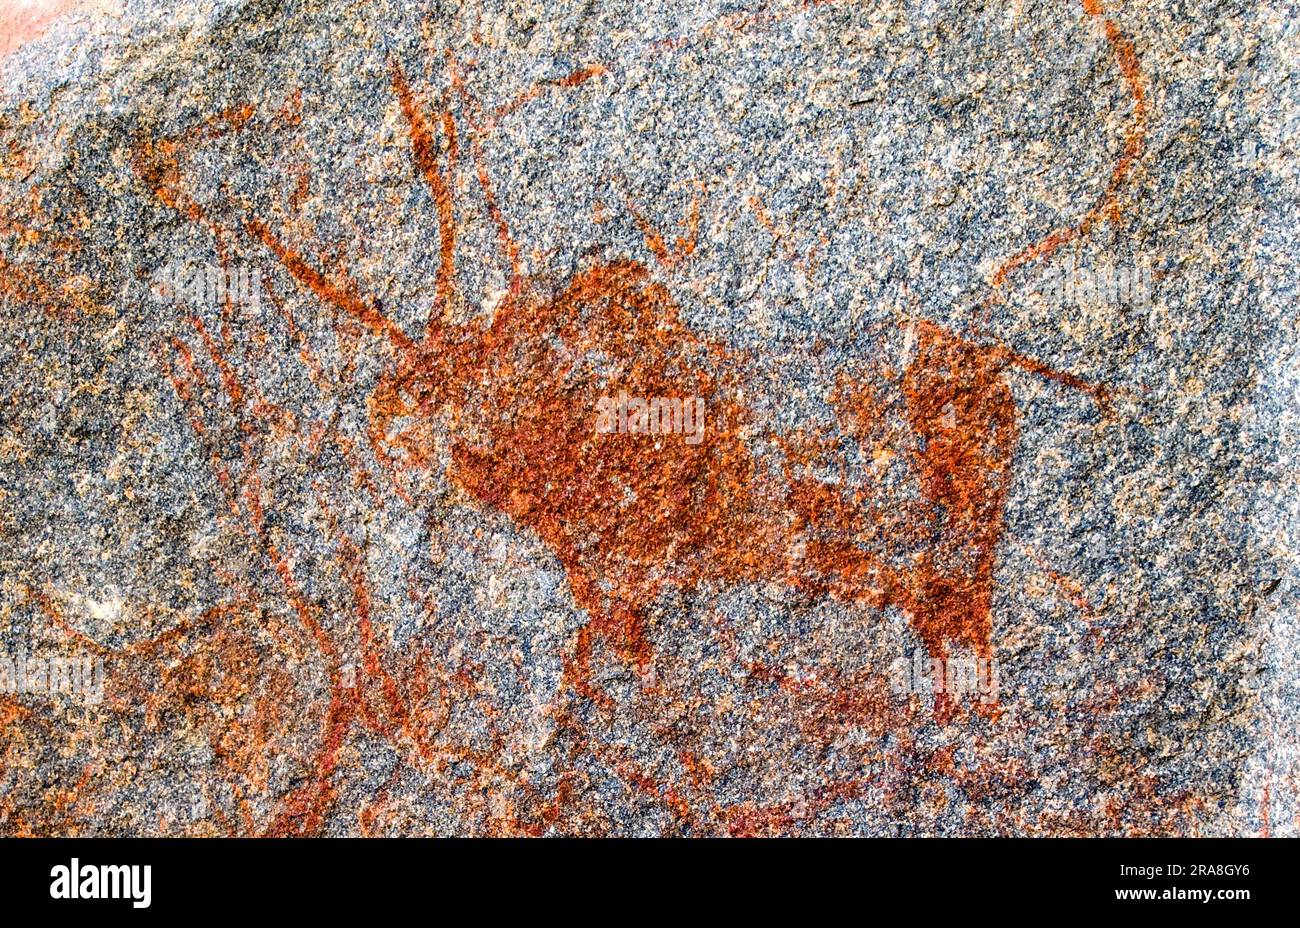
[369,255,1026,704]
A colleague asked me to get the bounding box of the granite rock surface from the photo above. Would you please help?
[0,0,1295,836]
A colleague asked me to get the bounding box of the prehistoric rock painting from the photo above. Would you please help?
[0,0,1277,836]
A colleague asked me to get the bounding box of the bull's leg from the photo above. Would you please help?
[897,323,1022,717]
[560,569,655,709]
